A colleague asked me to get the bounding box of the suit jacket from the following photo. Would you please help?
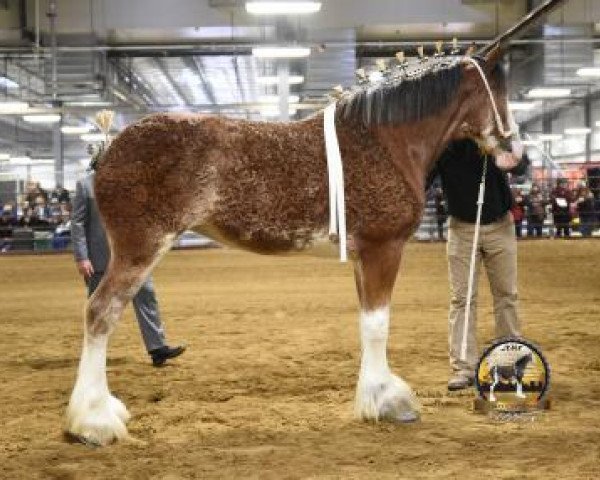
[72,173,110,272]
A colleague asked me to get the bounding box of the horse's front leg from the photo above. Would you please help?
[515,377,526,398]
[352,237,420,423]
[489,369,498,402]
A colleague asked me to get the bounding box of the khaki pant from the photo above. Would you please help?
[447,213,521,377]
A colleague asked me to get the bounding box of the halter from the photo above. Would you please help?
[461,56,514,140]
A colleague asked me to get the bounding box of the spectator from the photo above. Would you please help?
[51,185,70,204]
[510,188,526,238]
[434,186,447,241]
[576,187,596,237]
[524,184,546,238]
[551,179,572,238]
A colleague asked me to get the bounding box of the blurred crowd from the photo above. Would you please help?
[510,179,600,238]
[431,177,600,240]
[0,181,72,252]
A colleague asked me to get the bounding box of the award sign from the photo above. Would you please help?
[474,338,550,416]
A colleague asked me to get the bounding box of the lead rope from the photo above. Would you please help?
[459,155,489,362]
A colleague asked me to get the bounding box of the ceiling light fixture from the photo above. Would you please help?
[537,133,563,141]
[0,101,29,113]
[576,67,600,77]
[61,125,94,134]
[0,77,19,89]
[508,101,538,111]
[23,114,61,123]
[256,75,305,85]
[246,1,321,15]
[526,87,571,99]
[252,46,311,58]
[80,133,108,142]
[564,127,591,135]
[0,153,10,160]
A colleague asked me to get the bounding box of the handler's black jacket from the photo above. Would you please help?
[428,139,530,225]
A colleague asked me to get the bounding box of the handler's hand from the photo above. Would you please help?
[77,259,94,279]
[494,151,519,171]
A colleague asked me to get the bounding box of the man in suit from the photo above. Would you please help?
[72,171,186,367]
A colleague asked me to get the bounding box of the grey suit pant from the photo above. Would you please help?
[87,273,166,352]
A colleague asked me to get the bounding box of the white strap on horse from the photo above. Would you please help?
[323,102,348,263]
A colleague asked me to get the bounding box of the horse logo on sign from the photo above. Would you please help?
[475,338,550,413]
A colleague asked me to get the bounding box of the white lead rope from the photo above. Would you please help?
[460,157,488,362]
[324,102,347,262]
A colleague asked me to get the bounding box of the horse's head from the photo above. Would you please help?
[455,46,523,168]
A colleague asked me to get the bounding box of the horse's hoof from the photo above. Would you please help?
[392,410,420,423]
[65,392,130,447]
[355,374,421,423]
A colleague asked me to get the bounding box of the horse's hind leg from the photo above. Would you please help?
[353,237,420,423]
[65,233,175,446]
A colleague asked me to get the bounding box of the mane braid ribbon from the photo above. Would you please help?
[323,102,347,262]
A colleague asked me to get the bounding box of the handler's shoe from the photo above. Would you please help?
[150,344,187,367]
[447,374,474,391]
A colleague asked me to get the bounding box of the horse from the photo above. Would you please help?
[64,47,519,446]
[488,351,533,402]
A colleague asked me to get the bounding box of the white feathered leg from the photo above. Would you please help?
[355,306,420,423]
[65,333,130,446]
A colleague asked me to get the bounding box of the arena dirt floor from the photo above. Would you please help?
[1,240,599,479]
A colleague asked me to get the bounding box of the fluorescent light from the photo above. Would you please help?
[259,94,300,104]
[527,88,571,98]
[61,125,94,134]
[256,75,304,85]
[252,46,311,58]
[0,77,19,89]
[65,101,113,107]
[537,133,563,141]
[23,114,61,123]
[509,101,537,111]
[522,140,541,147]
[246,1,321,15]
[9,156,53,165]
[595,121,600,128]
[0,153,10,160]
[80,133,107,142]
[564,127,591,135]
[576,67,600,77]
[0,101,29,113]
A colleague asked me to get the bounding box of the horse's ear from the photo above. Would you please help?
[484,44,505,71]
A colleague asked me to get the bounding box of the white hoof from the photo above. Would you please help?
[65,391,130,446]
[489,394,497,402]
[355,374,420,423]
[515,392,526,399]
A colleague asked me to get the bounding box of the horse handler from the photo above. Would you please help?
[430,138,529,391]
[72,169,186,367]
